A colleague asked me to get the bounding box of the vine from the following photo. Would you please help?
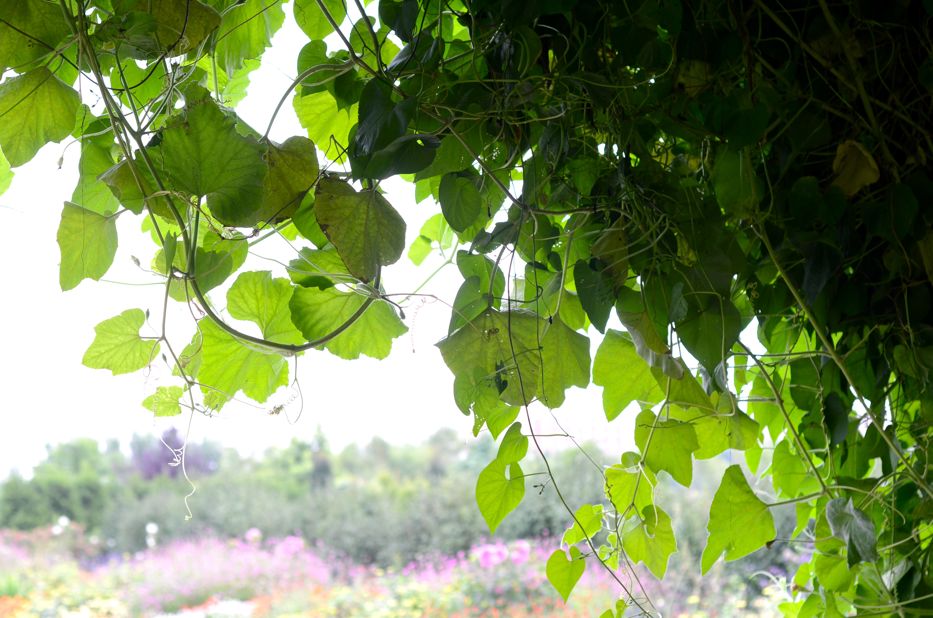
[0,0,931,615]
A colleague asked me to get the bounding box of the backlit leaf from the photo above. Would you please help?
[546,547,585,602]
[227,271,304,345]
[593,331,664,421]
[538,317,590,408]
[289,286,407,360]
[623,506,677,578]
[314,178,406,282]
[57,202,118,291]
[0,68,80,167]
[142,386,185,417]
[701,465,775,573]
[634,410,698,487]
[476,459,525,533]
[158,98,266,226]
[83,309,160,376]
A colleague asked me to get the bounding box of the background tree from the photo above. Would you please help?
[0,0,930,614]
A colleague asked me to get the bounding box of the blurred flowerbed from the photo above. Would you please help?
[0,526,787,618]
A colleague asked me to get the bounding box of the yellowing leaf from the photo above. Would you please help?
[831,140,879,197]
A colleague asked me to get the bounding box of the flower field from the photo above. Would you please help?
[0,527,787,618]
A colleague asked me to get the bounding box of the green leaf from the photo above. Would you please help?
[0,148,11,197]
[118,0,221,56]
[593,331,664,421]
[287,247,352,288]
[538,317,590,408]
[57,202,118,292]
[0,68,80,167]
[293,90,356,161]
[99,156,161,216]
[0,0,71,73]
[770,439,822,498]
[294,0,347,40]
[158,98,266,226]
[562,504,604,545]
[825,498,879,566]
[314,178,406,282]
[573,259,614,332]
[701,465,776,573]
[813,552,854,592]
[227,271,304,345]
[70,121,120,215]
[622,506,677,578]
[212,0,285,75]
[711,147,761,217]
[289,286,407,360]
[439,173,482,232]
[475,459,525,533]
[634,410,698,487]
[256,136,319,223]
[197,318,289,408]
[142,386,185,417]
[605,463,654,515]
[676,298,742,371]
[496,422,528,464]
[437,309,543,407]
[83,309,160,376]
[546,547,585,602]
[669,393,759,458]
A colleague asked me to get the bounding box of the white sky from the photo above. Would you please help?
[0,11,633,477]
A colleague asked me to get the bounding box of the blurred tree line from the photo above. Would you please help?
[0,429,608,563]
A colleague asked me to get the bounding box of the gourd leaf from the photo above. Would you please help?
[314,178,406,282]
[83,309,160,376]
[701,465,775,573]
[57,202,118,291]
[0,68,80,167]
[476,459,525,533]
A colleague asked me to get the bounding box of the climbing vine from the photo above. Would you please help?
[1,0,932,614]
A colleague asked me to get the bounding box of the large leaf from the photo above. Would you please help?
[538,317,590,408]
[293,90,356,160]
[0,68,80,167]
[439,173,482,232]
[546,547,585,602]
[212,0,285,75]
[634,410,699,487]
[676,298,742,371]
[294,0,347,40]
[256,136,319,223]
[158,98,266,226]
[711,147,761,217]
[825,498,879,566]
[197,319,289,408]
[83,309,160,375]
[622,506,677,579]
[0,148,11,197]
[227,271,304,345]
[475,459,525,533]
[562,503,604,545]
[313,178,406,282]
[0,0,71,73]
[71,122,120,215]
[57,202,118,291]
[289,286,407,360]
[437,309,543,407]
[605,464,654,515]
[593,331,664,421]
[106,0,221,57]
[701,465,775,573]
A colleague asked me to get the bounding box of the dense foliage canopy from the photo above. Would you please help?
[1,0,932,614]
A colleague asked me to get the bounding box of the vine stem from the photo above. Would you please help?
[756,227,933,499]
[738,340,829,496]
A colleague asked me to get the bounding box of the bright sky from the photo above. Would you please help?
[0,11,634,477]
